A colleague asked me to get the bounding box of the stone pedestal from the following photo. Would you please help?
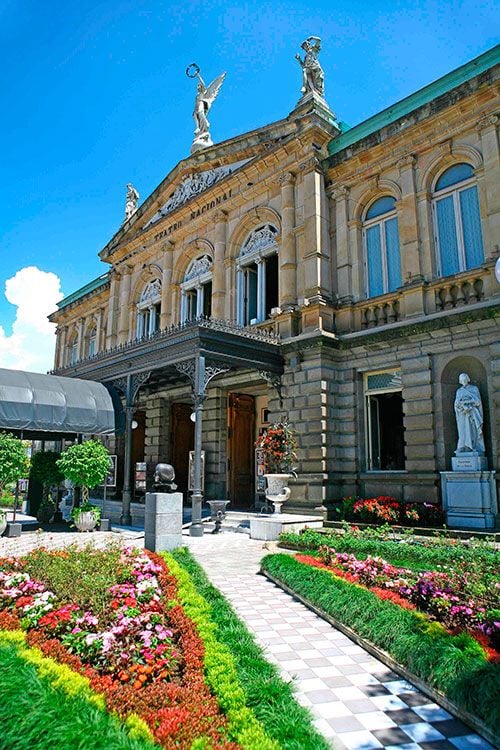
[440,471,497,529]
[451,452,488,472]
[144,492,183,552]
[250,513,323,541]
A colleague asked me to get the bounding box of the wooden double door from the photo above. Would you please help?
[227,393,255,508]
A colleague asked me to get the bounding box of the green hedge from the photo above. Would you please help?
[261,554,500,735]
[169,547,330,750]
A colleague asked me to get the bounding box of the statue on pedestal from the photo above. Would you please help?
[124,184,139,222]
[454,373,485,454]
[186,63,226,152]
[296,36,325,98]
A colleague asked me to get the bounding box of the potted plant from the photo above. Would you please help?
[71,501,102,532]
[56,440,110,531]
[255,420,298,513]
[0,433,30,536]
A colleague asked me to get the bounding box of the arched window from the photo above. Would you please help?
[67,333,78,365]
[363,196,401,297]
[432,163,484,276]
[236,224,279,326]
[137,279,161,338]
[180,255,213,322]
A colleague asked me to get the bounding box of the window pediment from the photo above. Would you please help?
[184,255,213,283]
[240,225,279,261]
[139,279,162,305]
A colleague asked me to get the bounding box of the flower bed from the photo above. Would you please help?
[335,495,445,526]
[260,553,500,738]
[0,543,326,750]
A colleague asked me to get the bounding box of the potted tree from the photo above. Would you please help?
[30,451,64,524]
[0,433,30,536]
[255,420,298,514]
[56,440,110,532]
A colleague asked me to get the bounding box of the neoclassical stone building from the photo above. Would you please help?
[50,45,500,523]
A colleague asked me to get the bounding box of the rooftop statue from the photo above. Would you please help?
[124,183,139,222]
[296,36,325,98]
[186,63,226,152]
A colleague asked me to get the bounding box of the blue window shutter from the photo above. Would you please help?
[366,225,383,296]
[459,186,484,269]
[436,195,460,276]
[384,217,401,292]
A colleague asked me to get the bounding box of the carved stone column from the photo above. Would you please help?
[58,325,68,367]
[299,155,331,303]
[224,259,235,321]
[117,266,132,345]
[212,210,227,319]
[477,114,499,255]
[398,155,424,317]
[331,185,350,299]
[77,317,85,360]
[95,308,103,352]
[106,269,121,349]
[278,172,297,310]
[160,240,175,328]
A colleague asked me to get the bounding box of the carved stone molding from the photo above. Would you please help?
[437,139,452,156]
[397,154,416,170]
[214,208,228,222]
[241,225,279,258]
[184,255,213,282]
[139,278,162,304]
[477,113,499,131]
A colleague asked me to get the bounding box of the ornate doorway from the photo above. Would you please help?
[227,393,255,507]
[171,403,195,495]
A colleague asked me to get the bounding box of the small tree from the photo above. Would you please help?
[56,440,110,503]
[30,451,64,501]
[0,433,30,493]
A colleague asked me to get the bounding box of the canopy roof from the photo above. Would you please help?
[0,368,116,437]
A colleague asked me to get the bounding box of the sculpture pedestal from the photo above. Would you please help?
[144,492,183,552]
[440,471,497,529]
[451,452,487,472]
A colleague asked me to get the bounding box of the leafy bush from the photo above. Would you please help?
[30,451,64,501]
[0,433,30,492]
[57,440,110,502]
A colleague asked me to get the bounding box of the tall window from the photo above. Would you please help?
[237,225,279,326]
[87,326,97,357]
[180,255,213,322]
[137,279,161,338]
[364,196,401,297]
[68,337,78,365]
[433,163,484,277]
[364,369,405,471]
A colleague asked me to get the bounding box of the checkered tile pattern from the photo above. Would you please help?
[186,534,494,750]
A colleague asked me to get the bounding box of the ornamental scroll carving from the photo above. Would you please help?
[145,160,249,227]
[184,255,213,282]
[240,225,279,258]
[139,278,162,303]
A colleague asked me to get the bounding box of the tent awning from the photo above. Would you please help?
[0,368,116,436]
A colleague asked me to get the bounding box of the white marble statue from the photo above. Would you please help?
[187,63,226,151]
[296,36,325,98]
[454,373,485,454]
[124,183,139,221]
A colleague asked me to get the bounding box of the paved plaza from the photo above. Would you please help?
[0,527,494,750]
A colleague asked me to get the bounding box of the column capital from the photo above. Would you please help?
[161,238,175,251]
[277,171,296,187]
[477,113,498,132]
[214,208,228,222]
[328,184,350,200]
[397,154,416,170]
[299,155,323,175]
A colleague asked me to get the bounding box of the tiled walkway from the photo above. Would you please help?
[185,533,494,750]
[0,528,495,749]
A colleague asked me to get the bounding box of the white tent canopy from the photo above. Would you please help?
[0,368,115,436]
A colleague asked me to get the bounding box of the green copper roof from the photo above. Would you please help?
[57,272,109,310]
[326,45,500,158]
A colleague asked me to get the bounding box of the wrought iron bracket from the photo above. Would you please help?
[259,370,284,407]
[112,371,151,405]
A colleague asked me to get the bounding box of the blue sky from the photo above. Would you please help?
[0,0,498,371]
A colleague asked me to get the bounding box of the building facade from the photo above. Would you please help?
[49,46,500,521]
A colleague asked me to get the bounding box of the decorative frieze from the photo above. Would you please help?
[477,113,498,131]
[241,225,279,258]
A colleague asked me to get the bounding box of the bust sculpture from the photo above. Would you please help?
[454,373,485,454]
[153,463,177,493]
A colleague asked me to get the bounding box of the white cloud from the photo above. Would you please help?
[0,266,63,373]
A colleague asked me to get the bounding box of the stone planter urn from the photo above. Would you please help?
[264,474,292,514]
[73,510,99,532]
[0,514,7,536]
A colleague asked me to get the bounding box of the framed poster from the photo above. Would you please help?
[135,461,147,492]
[102,455,117,487]
[188,450,205,493]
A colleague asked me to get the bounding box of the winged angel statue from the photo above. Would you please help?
[187,64,226,152]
